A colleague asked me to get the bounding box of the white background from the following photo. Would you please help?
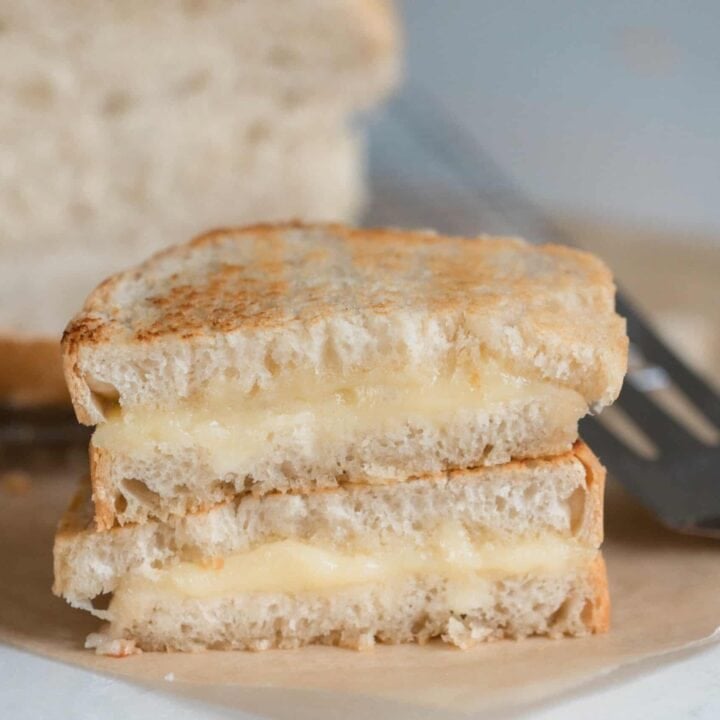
[400,1,720,239]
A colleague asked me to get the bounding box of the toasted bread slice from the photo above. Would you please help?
[53,442,608,650]
[61,223,625,527]
[63,223,627,423]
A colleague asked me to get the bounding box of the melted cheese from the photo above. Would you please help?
[94,363,585,476]
[115,525,593,600]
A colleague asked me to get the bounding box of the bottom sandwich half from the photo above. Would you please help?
[53,442,609,653]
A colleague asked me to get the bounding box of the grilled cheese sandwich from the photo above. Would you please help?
[54,223,625,652]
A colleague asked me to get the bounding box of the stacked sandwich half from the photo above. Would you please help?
[54,223,627,652]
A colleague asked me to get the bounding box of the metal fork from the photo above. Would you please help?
[366,86,720,537]
[0,404,89,471]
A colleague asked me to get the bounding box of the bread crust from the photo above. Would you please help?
[584,552,611,633]
[89,445,116,533]
[573,439,606,547]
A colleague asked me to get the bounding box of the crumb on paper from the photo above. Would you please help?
[0,470,32,496]
[164,672,175,682]
[85,630,141,657]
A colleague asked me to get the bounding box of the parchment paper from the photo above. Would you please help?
[1,464,719,719]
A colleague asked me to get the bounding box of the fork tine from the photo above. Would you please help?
[580,417,642,466]
[0,404,86,449]
[578,418,662,502]
[617,383,702,453]
[618,297,720,428]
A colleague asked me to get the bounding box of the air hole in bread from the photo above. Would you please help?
[210,478,238,496]
[549,598,572,627]
[568,486,586,535]
[90,593,112,611]
[581,598,597,625]
[263,353,280,377]
[120,478,161,510]
[86,376,120,416]
[280,461,297,479]
[114,493,128,514]
[495,496,507,512]
[411,613,430,635]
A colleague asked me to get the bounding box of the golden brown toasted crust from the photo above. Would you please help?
[584,552,611,633]
[64,222,617,342]
[573,439,606,546]
[89,445,115,532]
[575,436,609,633]
[0,336,68,406]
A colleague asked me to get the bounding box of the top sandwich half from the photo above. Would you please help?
[62,223,627,526]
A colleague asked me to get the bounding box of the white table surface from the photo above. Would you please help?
[2,638,720,720]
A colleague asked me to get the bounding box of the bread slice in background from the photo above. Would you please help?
[54,441,608,651]
[0,0,399,404]
[61,223,626,527]
[3,127,363,342]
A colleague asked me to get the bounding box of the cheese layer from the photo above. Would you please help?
[93,363,586,475]
[115,524,594,601]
